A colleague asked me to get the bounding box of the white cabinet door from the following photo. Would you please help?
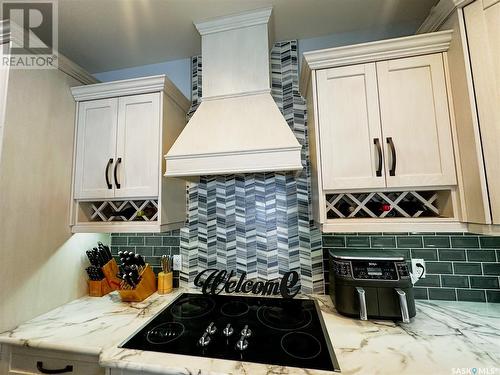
[376,54,456,188]
[74,98,118,199]
[115,93,160,198]
[316,63,385,190]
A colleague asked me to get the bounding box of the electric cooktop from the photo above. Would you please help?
[121,293,340,372]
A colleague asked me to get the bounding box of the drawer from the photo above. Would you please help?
[7,346,103,375]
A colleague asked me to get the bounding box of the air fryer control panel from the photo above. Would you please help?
[333,259,410,280]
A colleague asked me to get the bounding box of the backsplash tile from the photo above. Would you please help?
[323,233,500,303]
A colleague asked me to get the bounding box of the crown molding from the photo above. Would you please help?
[300,31,453,95]
[417,0,475,33]
[195,7,272,35]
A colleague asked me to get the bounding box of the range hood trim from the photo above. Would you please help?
[194,7,273,36]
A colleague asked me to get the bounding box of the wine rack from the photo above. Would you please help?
[325,191,443,219]
[84,200,159,222]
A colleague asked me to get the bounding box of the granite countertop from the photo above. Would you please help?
[0,289,499,375]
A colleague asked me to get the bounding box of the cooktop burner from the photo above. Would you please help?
[121,293,339,372]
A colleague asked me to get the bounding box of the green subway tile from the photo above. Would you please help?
[145,237,163,246]
[483,263,500,276]
[467,250,496,262]
[411,249,438,261]
[486,290,500,303]
[111,236,128,245]
[323,236,345,247]
[111,246,134,253]
[457,289,486,302]
[396,236,423,248]
[128,237,144,245]
[415,274,440,287]
[153,247,171,256]
[371,236,396,248]
[383,232,408,236]
[497,250,500,261]
[451,236,479,248]
[413,287,428,300]
[134,246,153,256]
[346,236,370,248]
[426,262,453,274]
[453,263,482,275]
[439,249,466,261]
[390,249,411,259]
[469,276,499,289]
[163,237,181,246]
[441,275,469,288]
[429,288,456,301]
[147,257,161,266]
[479,237,500,249]
[423,236,450,248]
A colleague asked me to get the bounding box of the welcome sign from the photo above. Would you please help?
[193,269,300,298]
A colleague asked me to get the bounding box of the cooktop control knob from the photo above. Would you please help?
[236,335,249,351]
[205,322,217,335]
[198,332,211,347]
[223,324,234,337]
[240,325,252,338]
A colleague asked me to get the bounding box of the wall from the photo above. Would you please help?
[0,67,108,332]
[323,233,500,303]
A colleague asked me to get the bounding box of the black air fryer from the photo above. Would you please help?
[329,250,416,322]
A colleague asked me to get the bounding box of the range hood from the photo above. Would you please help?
[164,7,302,177]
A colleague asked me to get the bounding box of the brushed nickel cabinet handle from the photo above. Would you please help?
[374,138,382,177]
[387,137,396,176]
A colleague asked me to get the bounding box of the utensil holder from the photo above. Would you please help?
[101,258,121,290]
[118,264,157,302]
[157,272,173,294]
[88,279,112,297]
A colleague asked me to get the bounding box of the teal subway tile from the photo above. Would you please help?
[346,236,370,248]
[497,250,500,261]
[147,256,161,266]
[371,236,396,248]
[153,247,171,256]
[110,246,134,254]
[457,289,486,302]
[441,275,469,288]
[145,237,163,246]
[426,262,453,274]
[469,276,499,289]
[163,237,181,246]
[170,247,180,255]
[396,236,423,248]
[466,250,496,262]
[323,236,345,247]
[128,237,144,245]
[486,290,500,303]
[483,263,500,276]
[423,236,450,248]
[453,263,482,275]
[413,287,428,300]
[451,236,479,248]
[415,274,440,287]
[411,249,438,261]
[439,249,466,261]
[119,233,131,236]
[440,232,465,236]
[134,246,153,256]
[428,288,456,301]
[479,237,500,249]
[111,236,128,245]
[383,232,408,236]
[389,249,411,259]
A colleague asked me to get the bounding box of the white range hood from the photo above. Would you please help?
[164,7,302,177]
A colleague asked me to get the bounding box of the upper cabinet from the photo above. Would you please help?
[301,31,465,233]
[70,76,190,233]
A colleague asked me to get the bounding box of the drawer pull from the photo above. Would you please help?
[36,361,73,374]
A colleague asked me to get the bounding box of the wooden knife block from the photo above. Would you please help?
[157,271,173,294]
[101,258,121,290]
[118,264,157,302]
[88,279,112,297]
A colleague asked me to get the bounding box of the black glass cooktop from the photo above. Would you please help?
[121,293,340,372]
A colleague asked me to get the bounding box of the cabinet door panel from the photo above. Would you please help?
[115,93,160,198]
[316,63,385,190]
[376,54,456,188]
[74,99,117,199]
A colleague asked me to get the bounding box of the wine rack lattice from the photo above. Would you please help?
[325,191,440,219]
[88,200,158,222]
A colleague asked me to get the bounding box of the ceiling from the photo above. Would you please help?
[58,0,438,74]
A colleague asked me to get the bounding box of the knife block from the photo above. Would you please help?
[88,279,113,297]
[118,264,157,302]
[157,271,173,294]
[101,258,121,290]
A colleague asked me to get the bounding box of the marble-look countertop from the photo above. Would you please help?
[0,289,499,375]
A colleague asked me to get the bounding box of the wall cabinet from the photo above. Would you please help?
[70,76,190,233]
[301,31,464,233]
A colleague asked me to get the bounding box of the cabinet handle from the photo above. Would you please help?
[374,138,382,177]
[105,158,113,189]
[36,361,73,374]
[387,137,396,176]
[114,157,122,189]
